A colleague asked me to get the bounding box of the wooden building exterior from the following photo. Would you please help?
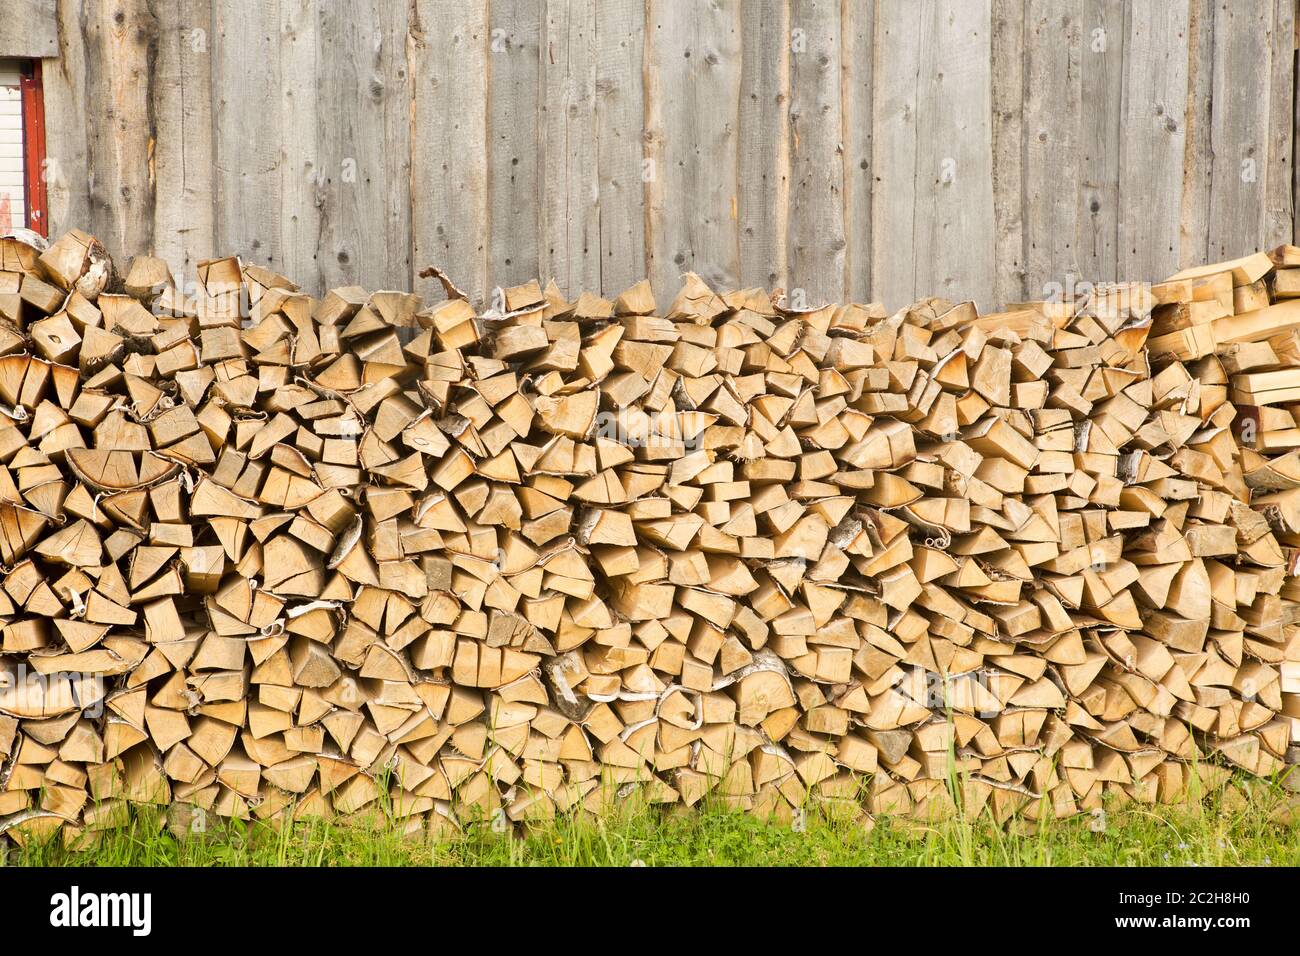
[1,0,1297,311]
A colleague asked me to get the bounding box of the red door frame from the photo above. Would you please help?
[18,59,47,237]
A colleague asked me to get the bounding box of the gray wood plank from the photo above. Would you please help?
[738,0,790,292]
[1118,0,1190,282]
[1263,0,1294,251]
[410,0,489,306]
[915,0,995,309]
[81,0,158,265]
[316,0,411,292]
[875,0,995,310]
[277,0,322,292]
[1293,2,1300,246]
[870,0,923,310]
[486,0,542,292]
[1020,0,1124,294]
[788,0,845,306]
[1023,0,1083,294]
[40,0,92,240]
[1076,0,1126,284]
[1178,0,1212,269]
[0,0,58,58]
[644,0,743,298]
[989,0,1025,306]
[213,0,284,274]
[594,0,646,297]
[152,0,216,287]
[1206,0,1275,261]
[540,0,601,299]
[842,0,873,302]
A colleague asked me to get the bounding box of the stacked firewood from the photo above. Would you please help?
[0,227,1298,846]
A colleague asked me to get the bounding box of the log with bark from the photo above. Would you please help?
[0,226,1296,847]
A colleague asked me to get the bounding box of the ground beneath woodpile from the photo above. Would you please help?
[6,777,1300,866]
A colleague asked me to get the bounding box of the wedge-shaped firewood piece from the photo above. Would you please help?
[0,503,48,564]
[534,390,598,439]
[262,536,325,596]
[0,665,103,719]
[34,518,102,567]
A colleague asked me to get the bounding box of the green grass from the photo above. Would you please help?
[7,778,1300,866]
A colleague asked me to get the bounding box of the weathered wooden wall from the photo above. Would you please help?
[0,1,58,58]
[10,0,1300,309]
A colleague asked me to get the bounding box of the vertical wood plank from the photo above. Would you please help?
[1178,0,1212,268]
[486,0,542,292]
[919,1,994,307]
[540,0,600,298]
[875,0,995,310]
[1076,0,1125,283]
[1263,0,1293,250]
[213,0,283,273]
[316,0,411,292]
[788,0,845,305]
[41,0,92,240]
[1206,0,1276,261]
[278,0,321,291]
[152,0,216,286]
[1023,0,1083,292]
[82,0,159,266]
[594,0,646,297]
[989,0,1025,306]
[738,0,790,291]
[841,0,873,302]
[644,0,743,298]
[410,0,489,305]
[870,0,923,310]
[1293,0,1300,245]
[1020,0,1124,293]
[1118,0,1190,282]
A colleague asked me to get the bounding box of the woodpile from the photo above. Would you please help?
[0,226,1298,846]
